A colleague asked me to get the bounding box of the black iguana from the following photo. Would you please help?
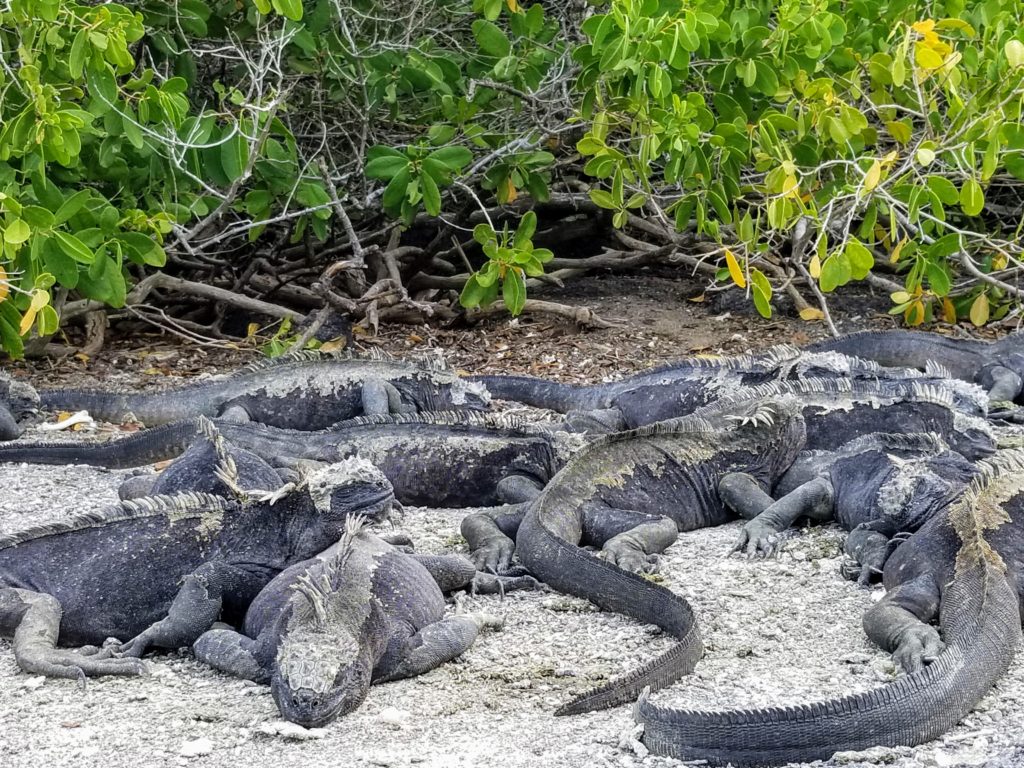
[728,433,980,582]
[193,517,535,726]
[635,448,1024,766]
[808,329,1024,404]
[0,412,581,508]
[469,345,985,432]
[36,349,489,430]
[0,457,395,679]
[461,397,807,715]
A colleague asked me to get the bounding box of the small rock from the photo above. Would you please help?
[179,737,213,757]
[20,676,45,690]
[833,745,906,764]
[255,721,326,740]
[378,707,411,730]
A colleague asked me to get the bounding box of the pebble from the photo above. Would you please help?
[377,707,410,730]
[179,737,213,757]
[255,721,327,740]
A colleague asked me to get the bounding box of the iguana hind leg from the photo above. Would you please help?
[862,574,944,672]
[362,380,416,415]
[1,588,145,679]
[496,474,545,504]
[461,503,530,574]
[581,505,678,574]
[193,628,268,683]
[375,613,502,683]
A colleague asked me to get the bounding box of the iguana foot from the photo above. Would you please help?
[892,625,945,673]
[465,612,505,632]
[470,572,540,595]
[597,539,658,574]
[19,647,147,680]
[730,519,786,558]
[465,530,516,574]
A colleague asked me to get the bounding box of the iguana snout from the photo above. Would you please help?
[303,457,396,523]
[272,639,371,727]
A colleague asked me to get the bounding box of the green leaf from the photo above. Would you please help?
[420,170,442,216]
[473,224,494,246]
[3,219,31,245]
[845,239,874,279]
[589,189,618,210]
[926,175,959,205]
[53,231,95,264]
[365,155,410,180]
[514,211,537,247]
[819,254,851,292]
[43,238,79,287]
[69,29,88,79]
[21,206,55,230]
[271,0,303,21]
[382,167,413,213]
[53,189,91,225]
[460,274,487,308]
[425,146,472,172]
[86,65,117,114]
[750,268,772,318]
[502,268,526,316]
[926,262,951,297]
[472,20,512,58]
[220,131,250,183]
[960,178,984,216]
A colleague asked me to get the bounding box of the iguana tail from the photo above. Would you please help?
[517,514,703,715]
[635,562,1021,766]
[463,375,592,413]
[0,419,202,468]
[39,387,213,425]
[807,330,986,380]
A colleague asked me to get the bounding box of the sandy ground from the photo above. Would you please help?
[1,444,1023,768]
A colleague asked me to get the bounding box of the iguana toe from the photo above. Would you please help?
[893,626,945,673]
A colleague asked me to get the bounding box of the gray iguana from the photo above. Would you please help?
[193,518,535,727]
[461,397,806,715]
[0,457,395,679]
[468,345,978,431]
[635,448,1024,766]
[808,329,1024,405]
[728,433,980,582]
[0,411,580,508]
[37,349,489,430]
[0,371,41,441]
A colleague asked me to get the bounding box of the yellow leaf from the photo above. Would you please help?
[18,289,49,336]
[319,337,348,353]
[500,176,518,203]
[911,19,935,35]
[863,160,882,193]
[246,322,260,338]
[505,0,521,11]
[799,307,825,321]
[882,151,898,165]
[0,264,8,303]
[993,252,1008,271]
[891,291,912,303]
[724,249,746,289]
[969,293,990,326]
[781,174,799,198]
[688,293,706,303]
[942,297,957,324]
[916,147,936,166]
[890,236,908,264]
[915,42,944,70]
[1007,40,1024,69]
[808,253,821,278]
[904,300,926,326]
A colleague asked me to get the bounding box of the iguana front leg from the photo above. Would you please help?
[461,503,530,573]
[193,628,269,683]
[730,477,835,558]
[361,379,416,415]
[410,553,539,594]
[719,472,776,520]
[0,588,146,679]
[375,613,503,683]
[495,474,545,504]
[111,561,268,658]
[862,574,944,672]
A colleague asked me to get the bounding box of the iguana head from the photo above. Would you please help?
[0,372,40,440]
[272,624,371,727]
[288,458,395,559]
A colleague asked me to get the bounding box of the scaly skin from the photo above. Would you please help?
[0,458,396,680]
[464,397,806,716]
[193,520,535,726]
[635,449,1024,766]
[37,350,489,429]
[0,412,573,508]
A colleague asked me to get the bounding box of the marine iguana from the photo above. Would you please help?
[808,328,1024,404]
[0,412,580,508]
[36,349,489,430]
[0,457,396,679]
[193,517,534,726]
[634,448,1024,766]
[462,397,806,715]
[0,371,40,441]
[728,433,980,579]
[470,345,983,431]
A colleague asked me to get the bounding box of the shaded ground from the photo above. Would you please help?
[2,271,1022,768]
